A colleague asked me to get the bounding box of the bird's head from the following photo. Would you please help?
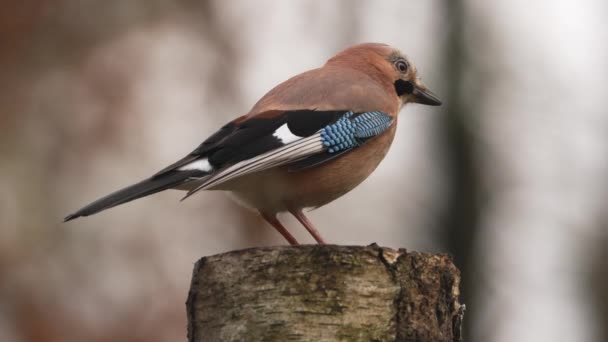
[327,43,441,108]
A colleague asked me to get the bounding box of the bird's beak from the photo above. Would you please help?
[412,86,442,106]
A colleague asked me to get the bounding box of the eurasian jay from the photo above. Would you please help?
[65,43,441,245]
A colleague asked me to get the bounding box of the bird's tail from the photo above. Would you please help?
[64,170,203,222]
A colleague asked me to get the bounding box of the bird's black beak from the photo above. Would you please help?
[394,80,442,106]
[412,87,442,106]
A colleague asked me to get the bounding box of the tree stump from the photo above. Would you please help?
[186,244,464,342]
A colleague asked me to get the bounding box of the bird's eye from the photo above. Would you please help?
[395,60,408,73]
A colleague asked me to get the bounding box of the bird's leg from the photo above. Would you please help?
[289,208,326,244]
[260,212,299,246]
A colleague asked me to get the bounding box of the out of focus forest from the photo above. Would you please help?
[0,1,607,341]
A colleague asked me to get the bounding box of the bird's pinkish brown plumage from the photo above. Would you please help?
[223,44,403,214]
[250,43,402,116]
[64,43,441,245]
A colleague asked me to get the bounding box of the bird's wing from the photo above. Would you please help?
[63,109,393,220]
[166,109,394,200]
[154,110,340,177]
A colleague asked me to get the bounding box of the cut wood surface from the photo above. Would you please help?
[187,244,464,342]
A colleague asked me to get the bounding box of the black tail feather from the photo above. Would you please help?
[64,170,203,222]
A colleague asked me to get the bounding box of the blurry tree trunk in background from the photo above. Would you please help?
[589,215,608,342]
[437,1,481,340]
[187,245,464,342]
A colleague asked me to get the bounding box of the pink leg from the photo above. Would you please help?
[260,212,299,246]
[289,209,326,244]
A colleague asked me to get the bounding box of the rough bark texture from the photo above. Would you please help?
[187,244,463,342]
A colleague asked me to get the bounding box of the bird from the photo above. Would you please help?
[64,42,441,245]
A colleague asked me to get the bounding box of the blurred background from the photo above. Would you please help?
[0,0,606,341]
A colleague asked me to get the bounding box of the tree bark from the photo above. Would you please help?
[187,244,464,342]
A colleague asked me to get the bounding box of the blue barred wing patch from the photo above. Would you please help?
[320,111,393,153]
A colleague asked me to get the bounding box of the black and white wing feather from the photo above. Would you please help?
[179,110,394,199]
